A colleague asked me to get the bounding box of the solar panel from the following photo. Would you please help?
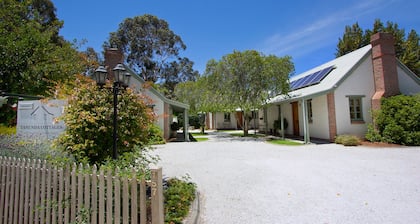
[290,81,298,89]
[305,70,322,84]
[290,65,335,90]
[290,76,306,89]
[311,66,334,83]
[300,71,317,86]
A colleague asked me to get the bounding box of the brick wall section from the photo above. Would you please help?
[327,92,337,142]
[104,48,124,80]
[370,32,400,111]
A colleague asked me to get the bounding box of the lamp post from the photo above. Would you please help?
[93,64,131,159]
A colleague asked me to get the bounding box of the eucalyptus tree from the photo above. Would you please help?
[336,19,419,76]
[105,14,198,98]
[201,50,294,136]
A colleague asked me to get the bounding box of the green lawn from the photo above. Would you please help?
[267,139,303,145]
[191,132,208,136]
[217,130,264,138]
[195,137,209,142]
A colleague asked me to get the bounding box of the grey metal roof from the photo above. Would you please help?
[122,65,190,111]
[268,44,372,104]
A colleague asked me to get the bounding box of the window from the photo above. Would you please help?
[224,113,231,122]
[348,96,364,122]
[307,99,313,123]
[251,111,258,120]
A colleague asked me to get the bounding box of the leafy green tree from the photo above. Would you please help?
[55,75,156,164]
[175,77,214,134]
[174,81,201,114]
[161,57,200,99]
[0,0,85,96]
[401,30,420,75]
[105,14,198,98]
[336,23,366,57]
[81,47,101,76]
[336,19,419,76]
[196,50,293,136]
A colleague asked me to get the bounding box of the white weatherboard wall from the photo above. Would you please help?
[128,76,166,134]
[282,103,292,135]
[264,103,293,135]
[261,105,278,133]
[215,112,236,129]
[397,65,420,95]
[266,106,278,132]
[334,56,375,137]
[307,95,330,140]
[144,89,165,131]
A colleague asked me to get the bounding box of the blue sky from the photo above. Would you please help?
[51,0,419,75]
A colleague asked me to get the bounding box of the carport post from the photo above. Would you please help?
[184,109,189,142]
[301,99,310,144]
[279,104,285,140]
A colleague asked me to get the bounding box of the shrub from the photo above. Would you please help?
[0,103,17,126]
[147,124,166,145]
[273,118,288,131]
[366,94,420,145]
[170,122,180,131]
[164,176,197,224]
[188,115,201,129]
[0,134,74,163]
[365,124,383,142]
[0,125,16,135]
[54,75,156,164]
[335,135,361,146]
[99,146,159,178]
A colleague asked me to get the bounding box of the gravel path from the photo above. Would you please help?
[154,133,420,224]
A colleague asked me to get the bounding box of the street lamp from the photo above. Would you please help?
[93,63,131,159]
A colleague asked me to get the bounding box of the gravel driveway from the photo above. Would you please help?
[154,132,420,224]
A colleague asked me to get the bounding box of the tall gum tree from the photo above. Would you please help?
[104,14,198,98]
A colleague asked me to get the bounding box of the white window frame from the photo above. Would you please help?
[347,95,364,123]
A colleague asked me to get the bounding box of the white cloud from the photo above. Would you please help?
[261,0,398,58]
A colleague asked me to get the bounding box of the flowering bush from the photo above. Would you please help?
[0,134,74,164]
[55,75,157,164]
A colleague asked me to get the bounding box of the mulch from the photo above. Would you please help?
[360,141,404,148]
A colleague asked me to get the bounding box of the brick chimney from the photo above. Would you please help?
[104,48,124,80]
[370,32,400,111]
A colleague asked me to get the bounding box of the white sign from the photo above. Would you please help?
[17,100,66,139]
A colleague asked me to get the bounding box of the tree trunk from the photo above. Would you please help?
[243,112,249,136]
[199,113,206,134]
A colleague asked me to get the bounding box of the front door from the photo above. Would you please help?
[291,102,299,136]
[236,112,243,130]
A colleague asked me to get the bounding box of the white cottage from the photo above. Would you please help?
[104,49,190,141]
[262,33,420,143]
[206,111,259,130]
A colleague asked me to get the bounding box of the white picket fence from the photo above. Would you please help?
[0,156,164,224]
